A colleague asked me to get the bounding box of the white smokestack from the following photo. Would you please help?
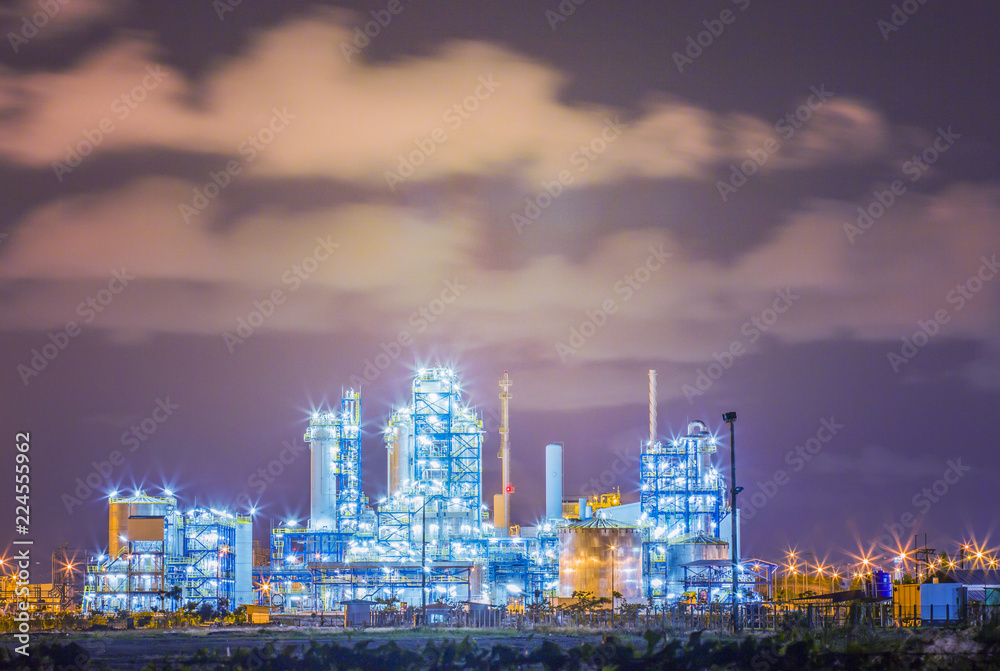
[545,443,562,521]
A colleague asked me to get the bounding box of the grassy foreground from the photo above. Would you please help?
[3,622,1000,669]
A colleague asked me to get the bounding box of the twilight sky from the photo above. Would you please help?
[2,1,998,570]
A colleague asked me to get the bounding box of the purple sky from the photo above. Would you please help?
[2,1,998,571]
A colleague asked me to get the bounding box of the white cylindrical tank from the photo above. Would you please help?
[396,427,413,492]
[234,517,253,605]
[545,443,562,521]
[667,535,729,596]
[308,424,338,530]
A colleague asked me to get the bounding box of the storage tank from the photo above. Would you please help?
[108,500,129,556]
[235,515,253,605]
[306,420,338,530]
[667,535,729,595]
[392,422,414,494]
[558,517,641,600]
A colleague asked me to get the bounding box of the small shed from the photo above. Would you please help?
[424,603,453,624]
[246,604,270,624]
[341,600,373,627]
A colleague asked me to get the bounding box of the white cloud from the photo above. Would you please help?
[0,12,890,188]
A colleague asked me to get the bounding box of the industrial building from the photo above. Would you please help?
[83,491,253,613]
[77,366,770,614]
[248,367,772,612]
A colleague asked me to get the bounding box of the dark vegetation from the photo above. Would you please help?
[4,619,1000,670]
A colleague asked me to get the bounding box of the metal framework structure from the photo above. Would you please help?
[254,562,478,611]
[639,420,729,601]
[640,421,726,539]
[682,559,778,602]
[84,493,251,613]
[378,369,485,554]
[84,539,168,612]
[254,369,570,612]
[486,534,560,607]
[305,390,364,533]
[180,508,240,608]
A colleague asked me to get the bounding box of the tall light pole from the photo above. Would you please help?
[723,411,741,633]
[420,494,431,626]
[609,545,616,625]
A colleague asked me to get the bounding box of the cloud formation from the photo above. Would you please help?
[0,13,890,188]
[1,11,997,409]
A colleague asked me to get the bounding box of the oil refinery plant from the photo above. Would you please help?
[84,368,775,613]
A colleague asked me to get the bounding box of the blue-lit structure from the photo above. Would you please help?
[83,370,769,615]
[639,420,727,599]
[304,390,365,534]
[84,492,252,612]
[253,369,562,612]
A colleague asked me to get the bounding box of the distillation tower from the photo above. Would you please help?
[304,389,363,533]
[639,369,729,600]
[379,367,486,559]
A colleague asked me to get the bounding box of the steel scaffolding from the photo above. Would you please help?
[305,389,364,534]
[84,539,167,613]
[640,421,726,540]
[639,421,728,602]
[253,562,478,611]
[181,508,239,608]
[378,369,486,557]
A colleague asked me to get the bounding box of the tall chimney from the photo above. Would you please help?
[545,443,563,521]
[648,369,657,446]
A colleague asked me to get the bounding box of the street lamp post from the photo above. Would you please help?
[609,545,616,626]
[723,411,741,633]
[421,495,428,626]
